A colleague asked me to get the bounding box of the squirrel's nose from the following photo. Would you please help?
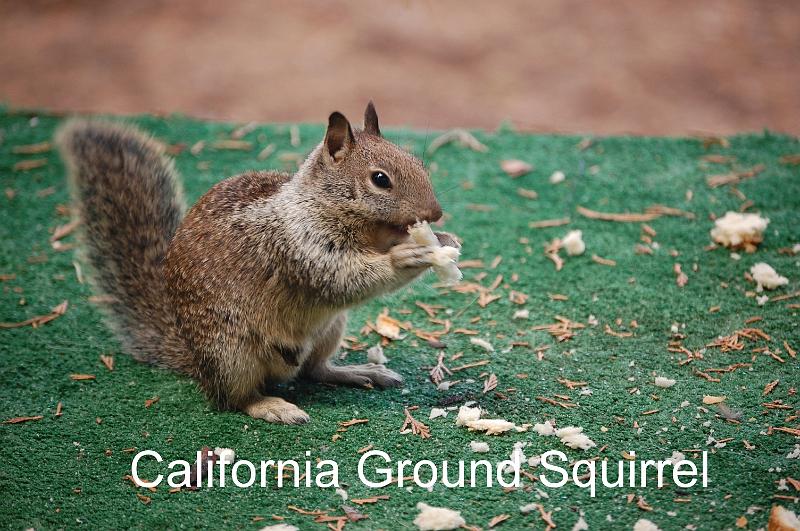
[420,201,443,223]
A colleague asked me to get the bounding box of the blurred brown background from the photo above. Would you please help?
[1,0,798,135]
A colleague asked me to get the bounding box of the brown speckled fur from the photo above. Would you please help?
[57,103,458,424]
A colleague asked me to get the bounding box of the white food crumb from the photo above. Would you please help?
[259,525,299,531]
[750,262,789,292]
[513,309,530,320]
[470,441,490,453]
[408,221,462,285]
[520,503,538,514]
[571,514,589,531]
[633,519,661,531]
[549,170,566,184]
[562,230,586,256]
[756,294,769,306]
[464,418,517,435]
[710,211,769,249]
[213,447,235,464]
[534,420,556,436]
[787,444,800,459]
[470,337,495,352]
[505,441,527,472]
[413,502,466,530]
[555,426,596,450]
[366,344,388,364]
[667,451,685,464]
[654,376,676,388]
[455,405,482,426]
[335,487,348,500]
[429,407,448,420]
[456,405,517,435]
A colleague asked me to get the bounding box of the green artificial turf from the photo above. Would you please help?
[1,108,799,531]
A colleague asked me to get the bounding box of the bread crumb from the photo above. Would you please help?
[750,262,789,292]
[633,519,661,531]
[259,525,299,531]
[710,211,769,251]
[572,514,589,531]
[534,420,556,436]
[549,170,566,184]
[464,418,517,436]
[213,447,235,464]
[429,408,448,420]
[456,405,482,426]
[654,376,676,388]
[335,487,348,500]
[555,426,597,450]
[408,221,462,285]
[367,344,388,364]
[768,505,800,531]
[561,230,586,256]
[513,309,530,320]
[456,405,518,435]
[414,502,466,530]
[470,337,495,352]
[470,441,490,453]
[667,451,685,464]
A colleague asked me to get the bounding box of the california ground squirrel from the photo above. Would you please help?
[57,103,459,424]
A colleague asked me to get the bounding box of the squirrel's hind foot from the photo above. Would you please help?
[243,395,310,424]
[307,363,403,389]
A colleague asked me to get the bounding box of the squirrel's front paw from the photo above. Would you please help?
[390,241,436,269]
[434,231,461,250]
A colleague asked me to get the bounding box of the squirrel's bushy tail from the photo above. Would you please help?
[56,120,191,373]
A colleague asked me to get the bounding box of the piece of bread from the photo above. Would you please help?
[408,221,462,284]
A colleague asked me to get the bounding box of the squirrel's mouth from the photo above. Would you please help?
[387,223,410,236]
[371,221,412,251]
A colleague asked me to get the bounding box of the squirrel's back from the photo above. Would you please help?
[56,120,192,373]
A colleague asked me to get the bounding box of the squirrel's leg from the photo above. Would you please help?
[302,313,404,388]
[195,345,310,424]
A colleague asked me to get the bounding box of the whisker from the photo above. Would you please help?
[421,124,431,167]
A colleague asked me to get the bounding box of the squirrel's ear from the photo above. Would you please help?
[364,101,381,137]
[325,112,354,162]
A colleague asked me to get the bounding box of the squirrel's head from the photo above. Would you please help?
[306,102,442,245]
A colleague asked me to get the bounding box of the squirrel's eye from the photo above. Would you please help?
[370,171,392,189]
